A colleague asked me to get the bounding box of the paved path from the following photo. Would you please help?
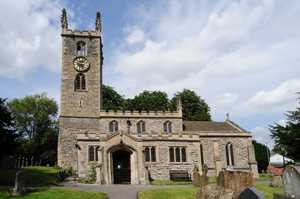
[61,182,191,199]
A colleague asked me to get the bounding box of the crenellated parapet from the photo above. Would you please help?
[99,110,182,118]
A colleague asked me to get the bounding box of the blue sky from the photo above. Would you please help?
[1,0,300,148]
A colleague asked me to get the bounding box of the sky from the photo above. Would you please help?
[0,0,300,148]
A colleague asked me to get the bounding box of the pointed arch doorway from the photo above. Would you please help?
[112,149,131,184]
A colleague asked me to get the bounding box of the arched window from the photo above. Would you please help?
[144,146,156,162]
[88,145,99,161]
[144,147,150,162]
[181,147,186,162]
[109,120,118,133]
[76,41,87,56]
[169,147,174,162]
[163,121,172,133]
[151,147,156,162]
[75,73,86,91]
[226,143,234,166]
[175,147,180,162]
[169,146,186,163]
[137,120,146,134]
[200,144,204,167]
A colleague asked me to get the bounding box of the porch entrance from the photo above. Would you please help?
[112,149,131,184]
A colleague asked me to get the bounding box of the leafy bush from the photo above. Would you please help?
[56,167,73,182]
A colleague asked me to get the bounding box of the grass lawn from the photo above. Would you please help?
[257,173,272,181]
[150,180,192,185]
[139,183,283,199]
[0,188,107,199]
[138,187,197,199]
[255,183,284,199]
[0,166,61,186]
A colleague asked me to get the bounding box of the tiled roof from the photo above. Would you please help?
[183,121,240,132]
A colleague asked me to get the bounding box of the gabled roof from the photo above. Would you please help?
[183,120,245,133]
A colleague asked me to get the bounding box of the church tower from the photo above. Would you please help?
[60,9,103,117]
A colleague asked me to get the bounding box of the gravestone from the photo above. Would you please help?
[271,175,282,187]
[199,164,209,187]
[218,170,254,199]
[282,165,300,199]
[192,165,201,187]
[238,187,264,199]
[12,171,25,196]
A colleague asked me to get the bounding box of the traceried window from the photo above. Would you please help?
[163,121,172,133]
[137,120,146,135]
[200,144,204,167]
[75,73,86,91]
[169,147,174,162]
[109,120,118,133]
[144,146,156,162]
[225,143,235,166]
[169,146,187,162]
[88,145,99,161]
[76,41,87,56]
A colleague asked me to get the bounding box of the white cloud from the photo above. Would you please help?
[251,126,274,148]
[125,26,145,45]
[108,0,300,122]
[245,79,300,111]
[0,0,63,78]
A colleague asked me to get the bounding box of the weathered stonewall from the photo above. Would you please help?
[270,175,282,187]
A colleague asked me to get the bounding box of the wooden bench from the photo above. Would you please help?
[169,170,191,181]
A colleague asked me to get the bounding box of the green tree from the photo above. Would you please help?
[270,96,300,161]
[252,140,270,173]
[0,98,17,157]
[170,89,211,121]
[126,91,169,111]
[8,93,58,165]
[102,85,125,110]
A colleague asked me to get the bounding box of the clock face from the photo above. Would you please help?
[73,56,89,72]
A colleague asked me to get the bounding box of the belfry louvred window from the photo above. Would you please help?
[75,73,86,90]
[76,41,87,56]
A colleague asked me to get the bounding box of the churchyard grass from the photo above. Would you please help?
[0,188,107,199]
[138,183,283,199]
[255,183,284,199]
[138,187,197,199]
[0,166,63,186]
[257,173,272,181]
[150,180,192,185]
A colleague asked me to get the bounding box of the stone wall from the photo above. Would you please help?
[60,32,102,118]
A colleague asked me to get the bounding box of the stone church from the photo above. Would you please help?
[58,9,258,184]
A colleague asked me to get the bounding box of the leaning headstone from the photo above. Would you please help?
[199,164,209,187]
[218,170,254,198]
[270,175,282,187]
[282,165,300,199]
[12,171,25,196]
[238,187,264,199]
[192,165,201,187]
